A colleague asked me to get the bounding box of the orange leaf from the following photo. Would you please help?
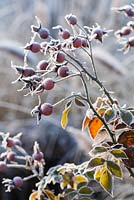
[29,191,38,200]
[88,117,103,139]
[82,115,91,131]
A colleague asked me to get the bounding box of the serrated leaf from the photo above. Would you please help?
[110,149,128,159]
[104,108,115,122]
[75,98,85,107]
[61,101,72,129]
[106,161,122,179]
[90,146,107,156]
[79,186,93,195]
[88,117,103,139]
[88,157,105,168]
[100,169,113,196]
[120,109,133,126]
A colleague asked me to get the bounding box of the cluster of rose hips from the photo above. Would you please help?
[0,132,44,192]
[12,14,112,123]
[113,4,134,53]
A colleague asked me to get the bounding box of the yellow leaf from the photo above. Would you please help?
[100,169,113,196]
[61,106,71,129]
[94,168,101,181]
[74,175,88,184]
[44,189,56,200]
[88,117,103,139]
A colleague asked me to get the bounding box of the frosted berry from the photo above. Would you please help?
[7,151,16,161]
[32,151,44,161]
[92,28,104,42]
[60,29,70,39]
[23,67,35,77]
[38,28,49,39]
[56,52,65,63]
[0,161,7,172]
[30,42,41,53]
[66,14,77,25]
[42,78,55,90]
[6,138,15,148]
[40,103,53,116]
[128,37,134,46]
[73,37,82,48]
[81,38,88,47]
[13,176,23,187]
[57,66,69,77]
[36,60,49,70]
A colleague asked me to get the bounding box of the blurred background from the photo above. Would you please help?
[0,0,134,126]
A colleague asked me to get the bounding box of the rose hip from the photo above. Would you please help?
[40,103,53,116]
[36,60,49,70]
[0,161,7,172]
[42,78,55,90]
[73,37,82,48]
[13,176,23,187]
[60,29,70,39]
[32,151,44,161]
[38,27,49,39]
[56,52,65,63]
[57,66,69,77]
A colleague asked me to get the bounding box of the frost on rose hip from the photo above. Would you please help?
[36,60,49,70]
[60,29,70,39]
[40,103,53,116]
[65,14,77,25]
[13,176,23,187]
[38,27,49,39]
[24,42,41,53]
[56,52,65,63]
[57,66,69,77]
[32,151,44,161]
[42,78,55,90]
[73,37,82,48]
[7,151,16,161]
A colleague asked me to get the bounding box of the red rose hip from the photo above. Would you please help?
[13,176,23,187]
[38,27,49,39]
[42,78,55,90]
[36,60,49,70]
[57,66,69,77]
[56,52,65,63]
[66,14,77,25]
[73,37,82,48]
[40,103,53,116]
[60,29,70,39]
[32,151,44,161]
